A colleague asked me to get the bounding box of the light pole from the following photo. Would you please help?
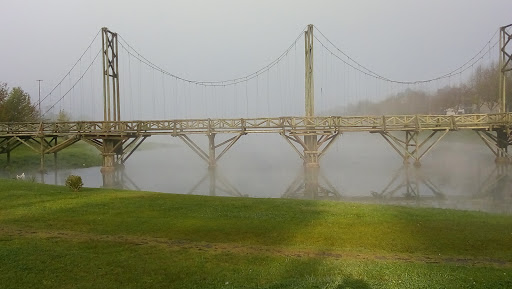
[36,79,43,120]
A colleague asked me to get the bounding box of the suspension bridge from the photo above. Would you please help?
[1,24,512,196]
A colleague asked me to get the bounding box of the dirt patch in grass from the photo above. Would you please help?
[1,225,509,268]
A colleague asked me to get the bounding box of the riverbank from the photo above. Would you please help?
[0,140,102,173]
[1,179,511,288]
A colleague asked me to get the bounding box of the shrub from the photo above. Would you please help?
[65,175,83,192]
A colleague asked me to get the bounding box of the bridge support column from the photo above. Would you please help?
[83,134,146,187]
[282,24,341,198]
[304,133,320,196]
[208,134,216,168]
[207,134,216,195]
[51,137,58,171]
[380,130,448,167]
[100,139,123,187]
[281,131,340,198]
[304,164,319,197]
[39,137,45,172]
[208,166,216,196]
[475,129,511,164]
[496,130,510,164]
[4,140,12,167]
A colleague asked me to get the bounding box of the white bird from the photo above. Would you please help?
[16,173,25,180]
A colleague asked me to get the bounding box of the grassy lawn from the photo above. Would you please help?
[1,179,511,288]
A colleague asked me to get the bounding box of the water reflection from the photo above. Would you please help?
[282,167,340,200]
[475,164,511,199]
[37,166,141,191]
[3,161,511,214]
[371,165,445,200]
[187,167,244,197]
[2,134,511,215]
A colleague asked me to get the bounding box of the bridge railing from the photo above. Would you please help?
[0,113,510,137]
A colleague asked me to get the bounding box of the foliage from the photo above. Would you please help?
[344,63,512,115]
[0,83,37,122]
[65,175,83,192]
[0,82,8,104]
[56,109,71,122]
[0,179,512,288]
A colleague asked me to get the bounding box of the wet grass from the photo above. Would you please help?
[1,179,512,288]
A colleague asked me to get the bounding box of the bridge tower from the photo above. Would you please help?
[102,27,121,122]
[303,24,320,195]
[98,27,124,186]
[282,25,341,199]
[499,24,512,113]
[496,24,512,163]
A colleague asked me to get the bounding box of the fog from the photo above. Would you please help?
[0,0,512,119]
[18,131,510,215]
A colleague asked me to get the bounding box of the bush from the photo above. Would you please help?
[65,175,83,192]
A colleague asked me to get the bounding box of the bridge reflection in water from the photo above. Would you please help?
[68,160,511,215]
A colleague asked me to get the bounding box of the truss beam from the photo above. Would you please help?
[380,130,448,167]
[179,133,244,168]
[281,132,340,165]
[475,130,511,163]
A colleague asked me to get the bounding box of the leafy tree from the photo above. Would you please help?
[0,86,37,122]
[431,84,472,113]
[0,82,8,104]
[470,64,499,113]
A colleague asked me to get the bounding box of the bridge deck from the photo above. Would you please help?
[0,113,510,137]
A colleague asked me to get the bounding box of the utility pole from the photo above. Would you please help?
[36,80,43,120]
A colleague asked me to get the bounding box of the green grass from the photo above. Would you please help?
[1,179,512,288]
[0,140,176,173]
[0,140,102,172]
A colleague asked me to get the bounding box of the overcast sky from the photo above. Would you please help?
[1,0,511,117]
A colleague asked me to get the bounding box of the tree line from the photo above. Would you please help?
[343,63,512,115]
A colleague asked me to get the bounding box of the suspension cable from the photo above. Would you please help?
[38,29,101,107]
[314,26,500,84]
[117,26,307,87]
[42,49,102,117]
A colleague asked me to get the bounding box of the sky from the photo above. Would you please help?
[1,0,512,118]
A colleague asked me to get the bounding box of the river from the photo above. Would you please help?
[4,132,512,214]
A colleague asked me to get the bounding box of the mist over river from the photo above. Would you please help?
[5,132,512,214]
